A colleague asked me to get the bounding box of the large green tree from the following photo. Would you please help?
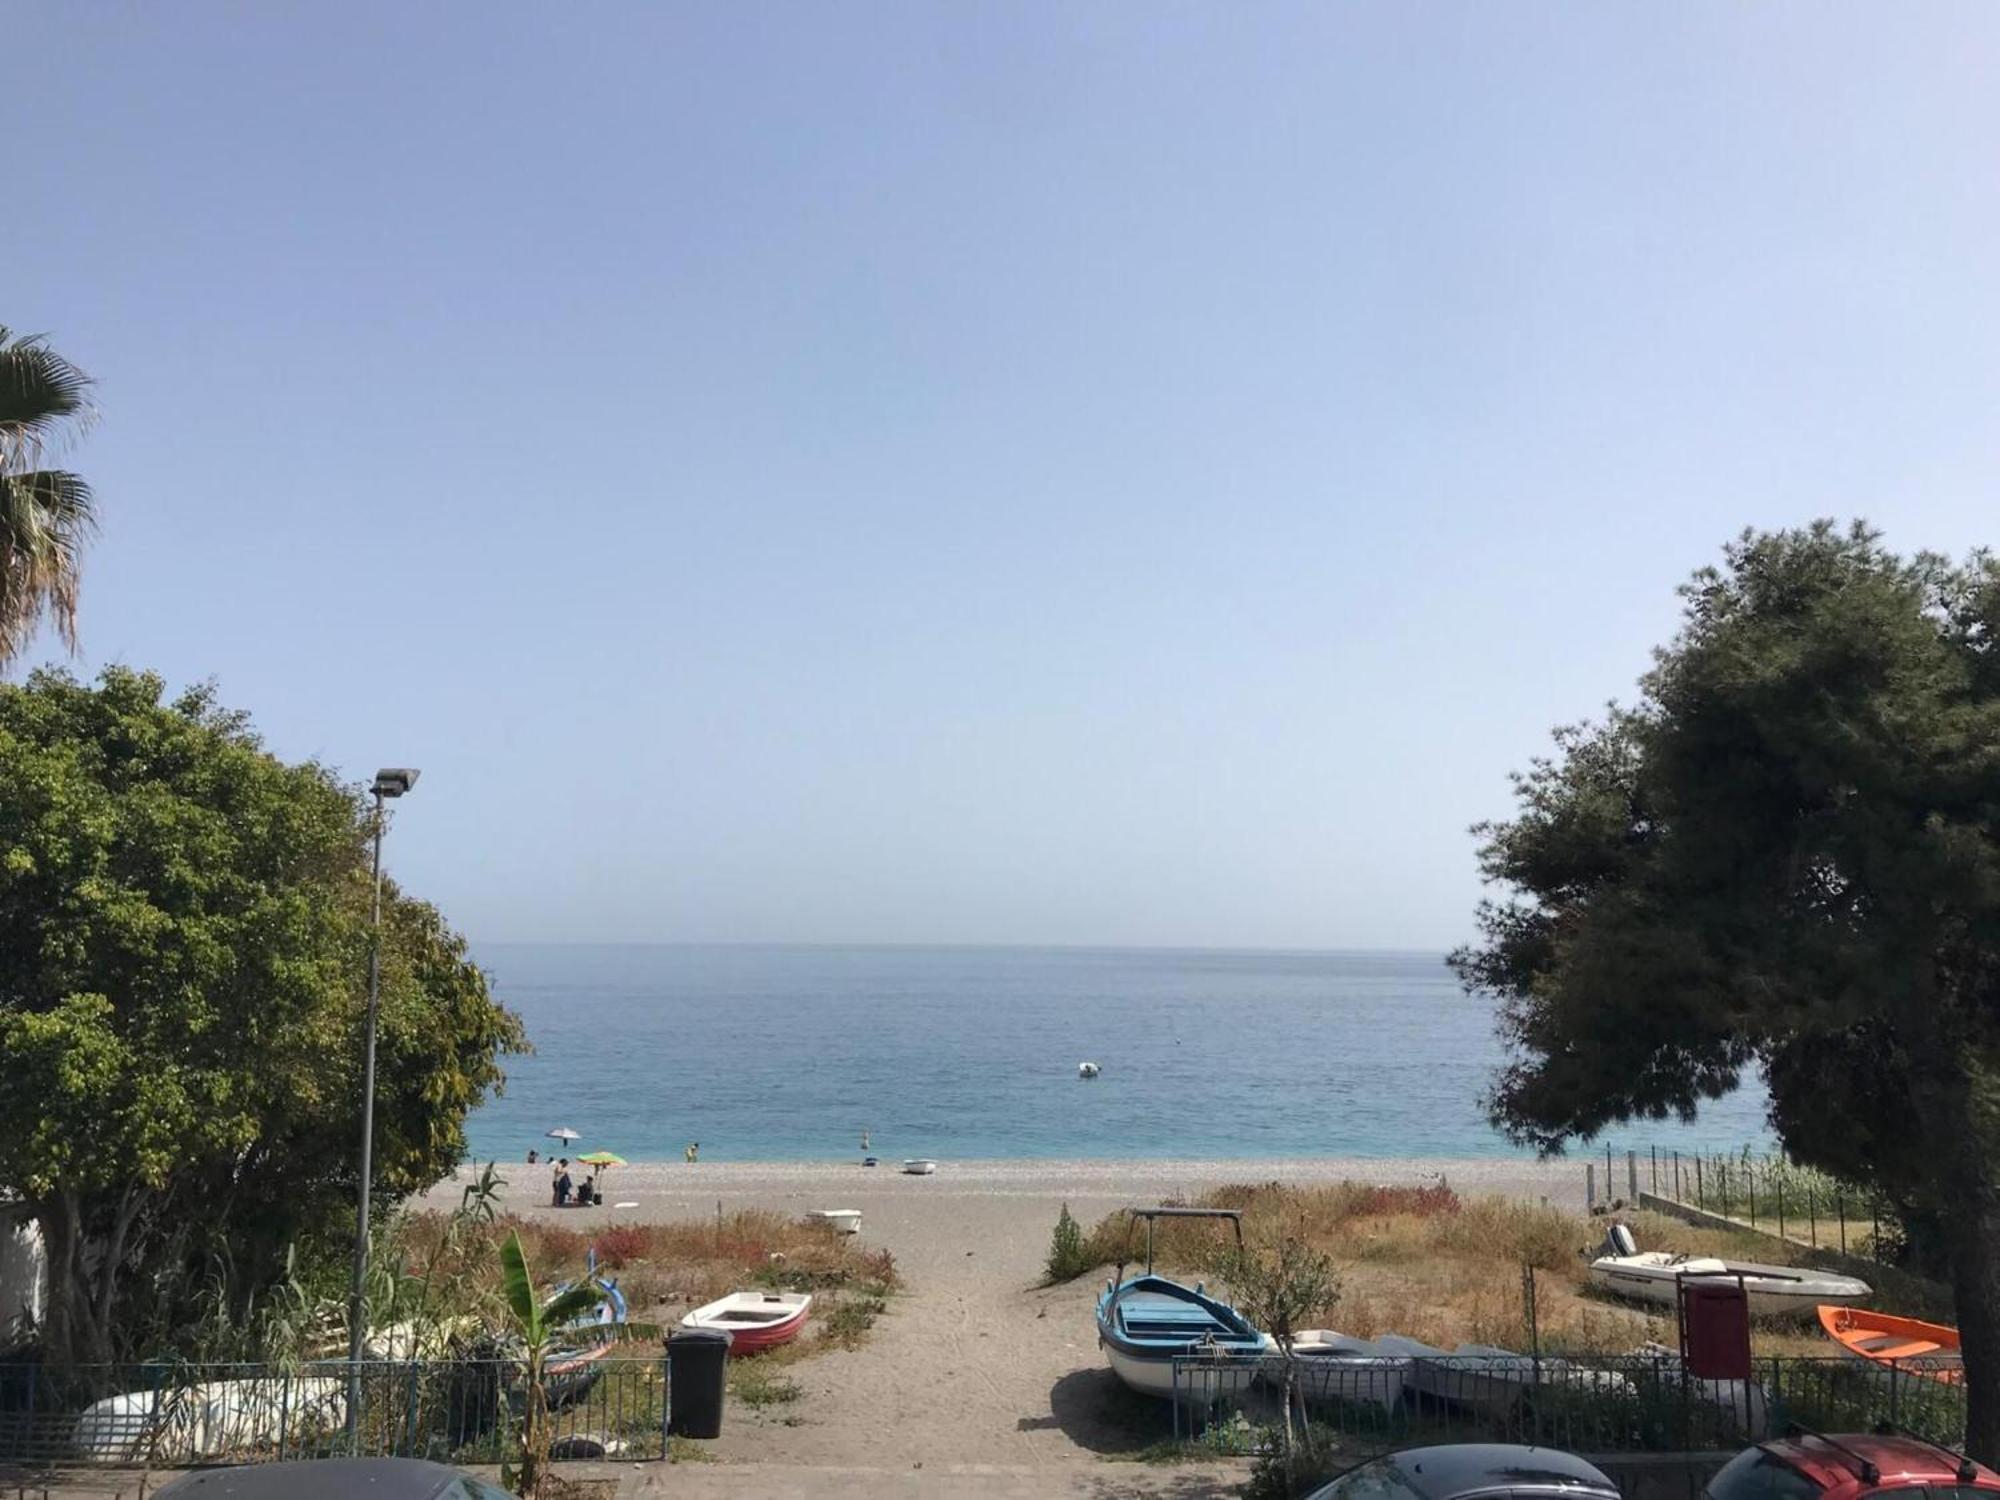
[0,667,524,1369]
[0,328,98,663]
[1452,523,2000,1457]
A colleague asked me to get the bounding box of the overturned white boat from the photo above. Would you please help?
[73,1377,345,1463]
[809,1208,863,1234]
[1373,1334,1631,1420]
[1630,1341,1770,1437]
[902,1158,937,1175]
[1285,1331,1410,1412]
[1588,1223,1869,1320]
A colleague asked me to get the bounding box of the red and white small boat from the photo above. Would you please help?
[680,1291,812,1353]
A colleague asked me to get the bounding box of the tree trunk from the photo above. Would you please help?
[33,1192,113,1374]
[1947,1184,2000,1463]
[1901,1001,2000,1464]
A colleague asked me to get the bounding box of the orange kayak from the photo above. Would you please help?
[1818,1305,1962,1386]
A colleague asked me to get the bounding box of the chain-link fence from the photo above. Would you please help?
[1169,1352,1964,1456]
[1635,1148,1898,1261]
[0,1355,669,1469]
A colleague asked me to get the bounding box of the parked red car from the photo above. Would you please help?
[1707,1432,2000,1500]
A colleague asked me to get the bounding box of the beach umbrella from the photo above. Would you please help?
[577,1151,625,1167]
[546,1127,581,1147]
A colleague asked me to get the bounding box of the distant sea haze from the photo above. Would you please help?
[464,945,1773,1165]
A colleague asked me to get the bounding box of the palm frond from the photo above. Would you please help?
[498,1231,540,1342]
[538,1281,609,1332]
[0,468,97,660]
[0,328,95,470]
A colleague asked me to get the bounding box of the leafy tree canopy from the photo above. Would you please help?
[0,667,524,1368]
[1452,521,2000,1453]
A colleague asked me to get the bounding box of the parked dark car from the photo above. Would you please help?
[1305,1444,1623,1500]
[154,1457,515,1498]
[1705,1432,2000,1500]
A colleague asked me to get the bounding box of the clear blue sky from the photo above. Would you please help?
[9,4,1997,949]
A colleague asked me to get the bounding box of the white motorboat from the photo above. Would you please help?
[1587,1223,1869,1319]
[1079,1062,1101,1078]
[681,1291,812,1353]
[1286,1331,1410,1412]
[902,1158,937,1175]
[809,1208,863,1234]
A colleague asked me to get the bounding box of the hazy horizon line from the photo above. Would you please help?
[467,937,1459,958]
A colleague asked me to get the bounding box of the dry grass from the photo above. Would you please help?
[392,1209,900,1360]
[1066,1179,1842,1355]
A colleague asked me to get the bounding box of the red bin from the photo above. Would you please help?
[1680,1279,1752,1380]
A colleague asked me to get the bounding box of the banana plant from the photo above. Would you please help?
[496,1229,655,1497]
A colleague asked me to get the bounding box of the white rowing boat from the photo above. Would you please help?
[680,1291,812,1353]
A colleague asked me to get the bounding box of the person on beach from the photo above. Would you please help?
[684,1142,699,1164]
[527,1148,539,1165]
[860,1129,870,1153]
[553,1158,571,1206]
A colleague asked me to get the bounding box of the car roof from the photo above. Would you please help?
[1387,1444,1622,1499]
[1759,1434,1999,1489]
[154,1458,469,1498]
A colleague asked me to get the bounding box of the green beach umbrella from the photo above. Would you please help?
[577,1151,626,1167]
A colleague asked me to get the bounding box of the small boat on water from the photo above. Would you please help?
[1096,1207,1269,1402]
[1588,1224,1870,1320]
[1287,1331,1410,1412]
[682,1291,812,1353]
[1820,1305,1962,1386]
[902,1158,937,1175]
[1079,1062,1101,1079]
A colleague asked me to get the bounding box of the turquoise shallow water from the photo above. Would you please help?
[463,944,1773,1164]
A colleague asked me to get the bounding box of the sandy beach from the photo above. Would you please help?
[423,1156,1587,1492]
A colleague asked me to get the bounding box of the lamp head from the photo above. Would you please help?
[371,768,421,799]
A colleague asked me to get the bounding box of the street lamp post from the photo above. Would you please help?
[346,767,420,1441]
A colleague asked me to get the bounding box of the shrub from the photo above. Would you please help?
[1045,1203,1093,1283]
[592,1223,649,1269]
[730,1365,803,1407]
[819,1294,887,1349]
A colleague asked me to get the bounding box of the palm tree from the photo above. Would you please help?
[496,1230,654,1497]
[0,327,98,663]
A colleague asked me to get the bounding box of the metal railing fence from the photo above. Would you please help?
[1170,1352,1964,1456]
[0,1355,668,1469]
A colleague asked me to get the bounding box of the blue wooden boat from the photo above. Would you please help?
[1095,1207,1269,1401]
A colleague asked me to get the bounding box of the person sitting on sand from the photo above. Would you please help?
[527,1148,539,1165]
[579,1171,597,1205]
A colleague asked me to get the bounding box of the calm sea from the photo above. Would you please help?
[463,945,1772,1164]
